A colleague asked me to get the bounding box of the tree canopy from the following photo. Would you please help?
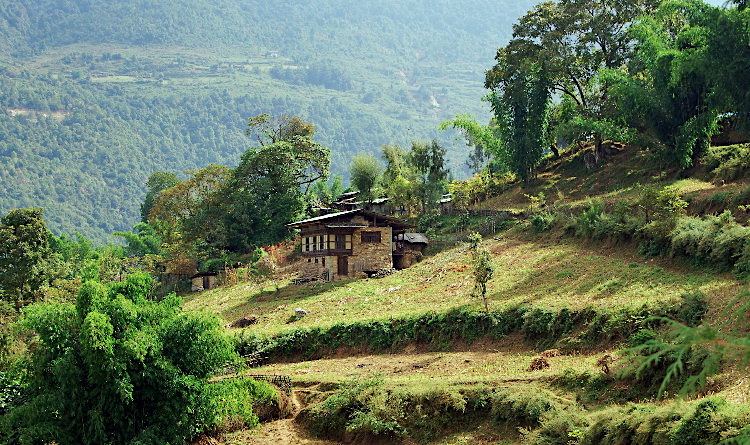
[0,208,53,307]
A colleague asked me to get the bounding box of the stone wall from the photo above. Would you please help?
[299,256,328,279]
[348,226,392,276]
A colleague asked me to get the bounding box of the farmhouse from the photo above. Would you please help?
[288,209,413,281]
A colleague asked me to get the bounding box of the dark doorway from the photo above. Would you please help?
[338,256,349,276]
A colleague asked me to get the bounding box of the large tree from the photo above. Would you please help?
[1,274,240,444]
[381,144,419,215]
[410,140,449,212]
[350,153,383,206]
[0,208,53,307]
[140,172,180,223]
[486,0,659,171]
[219,116,330,253]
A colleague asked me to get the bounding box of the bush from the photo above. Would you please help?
[205,378,278,434]
[236,303,692,364]
[581,399,749,445]
[637,185,687,239]
[1,273,239,445]
[530,212,555,233]
[676,292,708,327]
[703,144,750,181]
[574,199,605,238]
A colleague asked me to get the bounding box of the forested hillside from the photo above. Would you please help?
[0,0,536,242]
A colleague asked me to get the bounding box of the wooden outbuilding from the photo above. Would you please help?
[393,233,429,269]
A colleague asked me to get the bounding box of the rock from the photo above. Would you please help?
[191,284,204,292]
[527,356,550,371]
[371,268,396,278]
[295,308,308,318]
[231,315,258,328]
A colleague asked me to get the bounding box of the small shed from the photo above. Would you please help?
[369,197,391,214]
[393,233,429,269]
[440,194,453,213]
[191,272,217,292]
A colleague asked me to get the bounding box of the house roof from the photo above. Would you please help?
[397,233,429,244]
[288,209,412,229]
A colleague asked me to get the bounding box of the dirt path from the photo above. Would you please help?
[225,390,339,445]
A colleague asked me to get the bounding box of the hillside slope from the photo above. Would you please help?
[0,0,537,242]
[185,227,749,443]
[183,143,750,442]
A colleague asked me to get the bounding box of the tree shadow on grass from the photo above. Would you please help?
[221,278,356,323]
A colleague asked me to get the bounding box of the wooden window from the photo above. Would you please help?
[318,235,324,251]
[304,236,310,252]
[322,257,326,266]
[361,231,381,243]
[345,234,352,250]
[335,234,346,250]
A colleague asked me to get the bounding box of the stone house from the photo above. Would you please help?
[288,209,412,281]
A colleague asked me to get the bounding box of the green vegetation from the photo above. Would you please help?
[0,0,538,242]
[0,273,277,444]
[3,0,750,443]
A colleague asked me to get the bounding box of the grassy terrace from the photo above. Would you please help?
[184,231,741,338]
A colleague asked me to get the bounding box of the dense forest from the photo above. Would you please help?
[0,0,536,242]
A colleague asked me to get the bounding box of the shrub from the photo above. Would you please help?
[676,292,708,327]
[638,185,688,239]
[304,377,476,442]
[703,143,750,182]
[205,378,277,434]
[491,386,564,425]
[522,409,590,445]
[1,273,239,445]
[581,399,749,445]
[530,212,555,232]
[575,199,605,238]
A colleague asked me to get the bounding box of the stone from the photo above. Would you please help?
[295,308,308,317]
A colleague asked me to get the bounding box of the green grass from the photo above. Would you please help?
[185,233,738,337]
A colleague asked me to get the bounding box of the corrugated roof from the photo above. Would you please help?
[287,210,360,227]
[288,209,412,229]
[398,233,429,244]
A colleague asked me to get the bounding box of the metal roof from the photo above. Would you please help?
[397,233,429,244]
[288,209,412,229]
[287,210,360,227]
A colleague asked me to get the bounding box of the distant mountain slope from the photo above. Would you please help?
[2,1,530,63]
[0,0,537,242]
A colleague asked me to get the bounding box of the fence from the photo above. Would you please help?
[427,212,522,253]
[245,374,292,395]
